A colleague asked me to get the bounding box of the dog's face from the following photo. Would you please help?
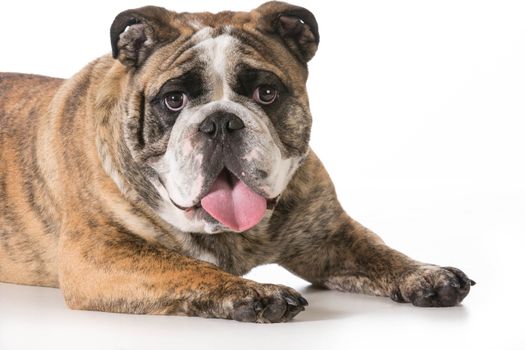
[110,2,319,234]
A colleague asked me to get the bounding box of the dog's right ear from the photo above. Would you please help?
[110,6,176,68]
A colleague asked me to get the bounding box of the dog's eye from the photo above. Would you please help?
[253,85,278,105]
[164,92,187,112]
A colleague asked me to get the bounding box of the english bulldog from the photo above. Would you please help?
[0,1,474,322]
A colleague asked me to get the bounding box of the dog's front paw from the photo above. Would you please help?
[222,282,308,323]
[392,265,475,307]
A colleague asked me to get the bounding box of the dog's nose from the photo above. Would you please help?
[198,111,245,139]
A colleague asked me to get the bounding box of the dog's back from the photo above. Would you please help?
[0,73,64,287]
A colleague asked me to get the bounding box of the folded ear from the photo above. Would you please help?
[255,1,319,63]
[110,6,176,68]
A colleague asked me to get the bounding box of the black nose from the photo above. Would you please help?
[198,111,245,139]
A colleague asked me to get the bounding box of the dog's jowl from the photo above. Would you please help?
[0,2,474,322]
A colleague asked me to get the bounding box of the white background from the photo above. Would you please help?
[1,0,524,349]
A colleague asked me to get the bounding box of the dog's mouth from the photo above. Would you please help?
[168,168,278,232]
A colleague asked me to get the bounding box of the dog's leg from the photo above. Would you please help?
[276,153,475,306]
[58,221,307,322]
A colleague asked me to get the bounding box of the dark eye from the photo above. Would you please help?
[164,92,187,112]
[253,85,278,105]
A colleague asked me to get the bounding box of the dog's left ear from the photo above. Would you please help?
[110,6,176,68]
[255,1,319,63]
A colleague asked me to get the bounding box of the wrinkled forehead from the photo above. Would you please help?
[137,24,301,94]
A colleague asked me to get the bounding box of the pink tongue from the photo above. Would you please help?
[201,171,267,232]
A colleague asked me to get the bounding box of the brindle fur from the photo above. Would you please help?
[0,2,473,322]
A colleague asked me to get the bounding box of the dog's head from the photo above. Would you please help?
[109,2,319,233]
